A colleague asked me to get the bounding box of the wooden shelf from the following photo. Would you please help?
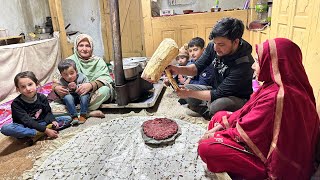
[0,36,24,46]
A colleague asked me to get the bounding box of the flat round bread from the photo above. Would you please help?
[142,118,178,140]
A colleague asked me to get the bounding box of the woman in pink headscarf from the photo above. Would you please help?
[198,38,319,179]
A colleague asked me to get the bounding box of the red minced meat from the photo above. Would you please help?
[142,118,178,140]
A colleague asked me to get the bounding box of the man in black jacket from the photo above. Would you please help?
[168,17,254,118]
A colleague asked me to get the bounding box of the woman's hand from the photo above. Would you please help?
[200,130,215,141]
[76,82,92,96]
[199,124,224,141]
[54,85,69,97]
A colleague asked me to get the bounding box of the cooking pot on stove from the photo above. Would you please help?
[123,57,148,70]
[123,63,140,80]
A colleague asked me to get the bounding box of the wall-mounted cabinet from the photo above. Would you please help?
[249,27,270,54]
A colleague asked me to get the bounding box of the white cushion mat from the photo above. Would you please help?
[33,116,221,179]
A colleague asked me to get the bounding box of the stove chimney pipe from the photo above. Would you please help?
[109,0,129,105]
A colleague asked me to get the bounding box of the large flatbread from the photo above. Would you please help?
[141,38,179,82]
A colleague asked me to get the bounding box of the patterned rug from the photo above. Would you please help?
[0,82,53,129]
[32,116,221,179]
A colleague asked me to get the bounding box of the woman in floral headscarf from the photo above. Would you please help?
[53,34,114,117]
[198,38,319,179]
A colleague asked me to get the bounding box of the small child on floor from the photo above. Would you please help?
[165,44,193,87]
[175,43,194,85]
[0,71,72,145]
[58,59,90,124]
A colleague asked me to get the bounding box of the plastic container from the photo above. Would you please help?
[0,29,8,38]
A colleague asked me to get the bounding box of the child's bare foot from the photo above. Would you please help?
[89,110,105,118]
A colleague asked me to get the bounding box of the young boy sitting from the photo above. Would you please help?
[187,37,214,86]
[58,59,90,124]
[177,37,213,105]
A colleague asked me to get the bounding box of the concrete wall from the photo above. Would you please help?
[158,0,246,14]
[0,0,245,57]
[61,0,104,57]
[0,0,50,36]
[0,0,105,57]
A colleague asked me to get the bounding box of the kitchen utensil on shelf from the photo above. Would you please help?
[0,29,8,38]
[183,10,193,14]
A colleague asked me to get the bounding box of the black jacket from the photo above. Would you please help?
[194,39,254,101]
[11,93,55,132]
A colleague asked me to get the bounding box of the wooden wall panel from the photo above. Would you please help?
[99,0,111,61]
[276,24,289,38]
[249,28,270,56]
[180,25,197,45]
[162,30,176,40]
[48,0,73,59]
[304,0,320,111]
[146,10,251,57]
[205,27,212,46]
[100,0,145,60]
[288,0,314,62]
[260,31,269,43]
[119,0,144,57]
[270,0,291,38]
[291,27,309,61]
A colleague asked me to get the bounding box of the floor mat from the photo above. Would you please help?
[32,116,221,179]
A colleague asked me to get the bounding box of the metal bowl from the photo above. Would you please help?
[123,57,148,70]
[123,63,139,80]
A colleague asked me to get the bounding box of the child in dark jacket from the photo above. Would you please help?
[187,37,214,86]
[1,71,72,144]
[177,37,214,105]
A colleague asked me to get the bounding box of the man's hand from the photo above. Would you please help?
[52,121,59,129]
[176,86,190,99]
[166,65,180,75]
[45,128,58,138]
